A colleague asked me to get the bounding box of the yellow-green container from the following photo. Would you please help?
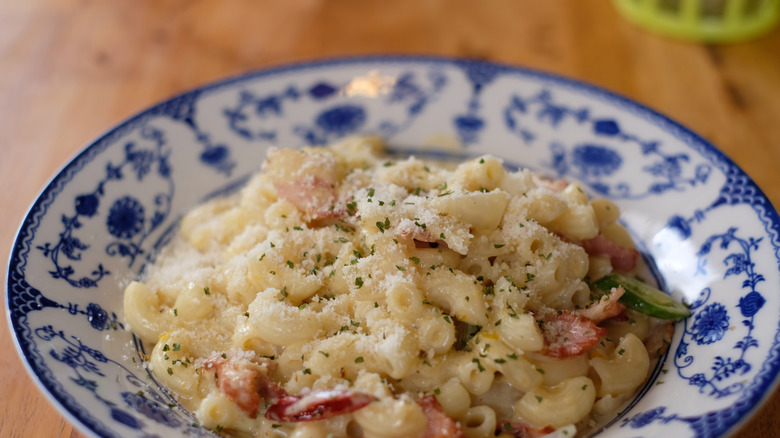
[613,0,780,42]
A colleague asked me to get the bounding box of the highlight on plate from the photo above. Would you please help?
[123,136,690,437]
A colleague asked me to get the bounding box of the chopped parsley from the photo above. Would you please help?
[376,217,391,233]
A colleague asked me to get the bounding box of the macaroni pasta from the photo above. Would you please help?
[124,137,677,437]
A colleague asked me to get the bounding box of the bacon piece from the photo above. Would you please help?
[204,354,286,418]
[576,286,626,323]
[265,389,374,422]
[204,357,261,418]
[540,311,606,358]
[418,396,464,438]
[275,176,343,222]
[582,234,639,272]
[496,421,556,438]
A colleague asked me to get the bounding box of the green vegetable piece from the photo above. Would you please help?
[593,273,691,320]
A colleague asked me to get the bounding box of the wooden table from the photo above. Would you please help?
[2,1,779,436]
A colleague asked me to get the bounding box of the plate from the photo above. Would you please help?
[6,56,780,438]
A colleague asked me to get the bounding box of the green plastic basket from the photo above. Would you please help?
[613,0,780,42]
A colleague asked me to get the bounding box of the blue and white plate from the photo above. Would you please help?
[7,56,780,438]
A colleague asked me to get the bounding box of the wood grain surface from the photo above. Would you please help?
[2,1,779,437]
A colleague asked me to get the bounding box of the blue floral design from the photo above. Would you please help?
[663,161,765,241]
[75,194,100,217]
[106,196,145,239]
[571,144,622,177]
[739,291,765,318]
[675,227,764,398]
[85,303,109,331]
[667,214,694,239]
[593,119,621,136]
[315,105,366,135]
[35,125,173,287]
[689,373,708,388]
[224,87,299,143]
[224,70,447,147]
[200,145,230,167]
[309,82,338,99]
[454,115,485,144]
[689,303,729,345]
[111,408,142,429]
[451,60,507,145]
[503,89,712,199]
[623,406,670,428]
[34,324,204,435]
[122,392,184,428]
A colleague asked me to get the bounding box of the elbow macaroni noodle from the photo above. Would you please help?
[124,137,674,437]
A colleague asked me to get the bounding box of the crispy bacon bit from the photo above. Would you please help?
[540,311,606,358]
[418,396,464,438]
[496,421,556,438]
[265,389,374,422]
[577,286,626,323]
[204,354,286,418]
[582,234,639,272]
[204,357,260,418]
[275,177,343,222]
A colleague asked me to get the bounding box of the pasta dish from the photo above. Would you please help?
[123,137,688,437]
